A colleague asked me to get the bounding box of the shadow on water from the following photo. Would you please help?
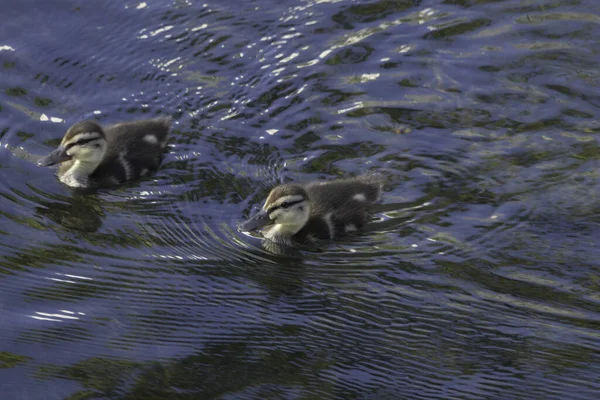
[34,193,105,233]
[1,0,600,399]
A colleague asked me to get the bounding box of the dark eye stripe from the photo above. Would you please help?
[66,137,99,149]
[268,199,303,213]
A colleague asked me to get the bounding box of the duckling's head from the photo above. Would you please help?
[241,184,310,237]
[38,121,107,167]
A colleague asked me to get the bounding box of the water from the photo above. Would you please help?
[1,0,600,398]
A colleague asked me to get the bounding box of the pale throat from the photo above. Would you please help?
[262,224,298,243]
[59,159,99,187]
[263,207,310,240]
[266,223,302,237]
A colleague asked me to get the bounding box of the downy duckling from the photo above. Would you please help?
[240,174,384,245]
[37,117,171,188]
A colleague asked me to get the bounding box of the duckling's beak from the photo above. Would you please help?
[37,146,71,167]
[240,209,272,232]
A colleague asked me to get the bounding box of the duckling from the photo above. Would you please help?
[37,117,171,188]
[240,173,384,245]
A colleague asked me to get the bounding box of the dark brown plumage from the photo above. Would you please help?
[38,117,171,188]
[241,173,384,245]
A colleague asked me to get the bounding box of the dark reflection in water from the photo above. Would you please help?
[1,0,600,399]
[35,194,105,232]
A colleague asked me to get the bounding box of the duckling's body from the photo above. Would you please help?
[240,174,383,245]
[38,117,171,188]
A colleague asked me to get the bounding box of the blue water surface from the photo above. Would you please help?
[1,0,600,399]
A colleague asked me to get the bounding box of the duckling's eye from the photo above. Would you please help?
[280,202,291,209]
[70,138,95,148]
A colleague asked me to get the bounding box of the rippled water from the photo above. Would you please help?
[1,0,600,398]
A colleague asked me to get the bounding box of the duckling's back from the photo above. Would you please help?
[299,174,383,240]
[304,174,382,213]
[104,117,170,149]
[91,117,171,186]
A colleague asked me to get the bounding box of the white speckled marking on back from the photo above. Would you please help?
[143,134,158,144]
[345,224,357,232]
[353,193,366,202]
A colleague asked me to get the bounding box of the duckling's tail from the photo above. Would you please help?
[356,171,386,201]
[155,115,174,128]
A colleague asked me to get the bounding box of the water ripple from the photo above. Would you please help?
[1,0,600,399]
